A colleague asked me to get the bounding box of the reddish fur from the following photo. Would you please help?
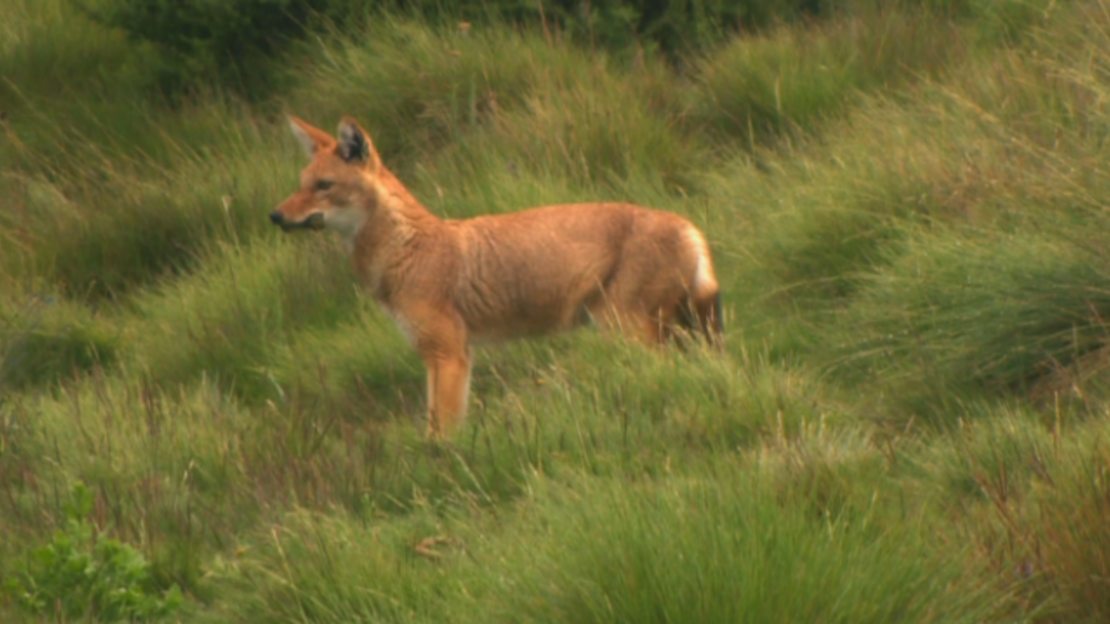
[273,116,723,438]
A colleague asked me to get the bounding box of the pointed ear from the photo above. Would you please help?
[337,117,381,171]
[288,115,333,159]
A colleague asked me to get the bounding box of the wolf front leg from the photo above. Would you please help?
[413,309,472,439]
[423,350,472,439]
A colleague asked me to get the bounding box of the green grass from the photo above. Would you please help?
[5,0,1110,621]
[203,464,995,624]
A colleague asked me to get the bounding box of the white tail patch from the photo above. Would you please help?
[685,226,718,297]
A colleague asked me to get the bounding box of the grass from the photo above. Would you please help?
[4,0,1110,621]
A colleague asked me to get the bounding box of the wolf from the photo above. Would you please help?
[270,116,723,438]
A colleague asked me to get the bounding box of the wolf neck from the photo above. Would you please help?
[349,168,443,297]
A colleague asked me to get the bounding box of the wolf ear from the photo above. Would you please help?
[337,117,381,171]
[288,115,332,160]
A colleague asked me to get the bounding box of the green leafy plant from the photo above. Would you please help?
[4,481,183,622]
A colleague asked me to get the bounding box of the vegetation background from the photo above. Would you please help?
[3,0,1110,621]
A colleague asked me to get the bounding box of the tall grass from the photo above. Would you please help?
[693,8,964,145]
[5,0,1110,621]
[906,403,1110,621]
[206,462,1004,624]
[840,227,1110,419]
[0,292,118,393]
[495,473,994,624]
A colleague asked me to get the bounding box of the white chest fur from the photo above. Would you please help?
[323,205,368,253]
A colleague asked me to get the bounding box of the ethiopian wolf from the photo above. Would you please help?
[270,116,723,438]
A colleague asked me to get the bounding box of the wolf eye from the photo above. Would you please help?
[314,180,334,192]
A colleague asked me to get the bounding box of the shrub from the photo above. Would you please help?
[75,0,836,97]
[77,0,336,95]
[367,0,828,56]
[3,481,183,622]
[483,0,822,55]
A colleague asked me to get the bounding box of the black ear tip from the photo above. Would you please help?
[338,123,369,163]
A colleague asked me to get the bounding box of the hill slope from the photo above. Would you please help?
[3,0,1109,621]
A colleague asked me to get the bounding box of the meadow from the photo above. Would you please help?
[3,0,1110,621]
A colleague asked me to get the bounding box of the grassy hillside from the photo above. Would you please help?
[4,0,1110,621]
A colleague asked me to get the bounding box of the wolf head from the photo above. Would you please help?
[270,116,384,240]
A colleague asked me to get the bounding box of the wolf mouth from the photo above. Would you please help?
[271,212,326,232]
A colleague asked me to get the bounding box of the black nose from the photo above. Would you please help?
[269,211,283,225]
